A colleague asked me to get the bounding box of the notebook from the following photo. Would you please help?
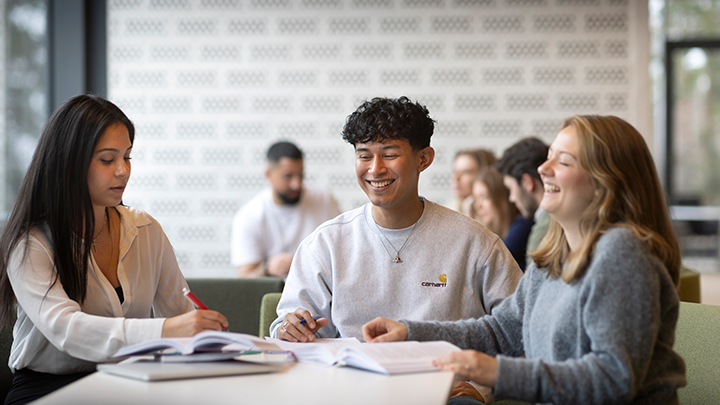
[96,359,283,381]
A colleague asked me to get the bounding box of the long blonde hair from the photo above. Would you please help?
[531,115,681,286]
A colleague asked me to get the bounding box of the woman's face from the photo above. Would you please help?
[451,155,479,199]
[537,126,595,229]
[472,180,501,235]
[87,123,132,211]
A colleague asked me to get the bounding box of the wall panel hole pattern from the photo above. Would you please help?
[109,0,640,276]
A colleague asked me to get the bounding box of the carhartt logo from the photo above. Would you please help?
[422,274,447,288]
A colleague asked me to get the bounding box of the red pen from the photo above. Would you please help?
[182,287,228,331]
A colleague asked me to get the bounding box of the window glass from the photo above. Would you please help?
[666,0,720,40]
[672,47,720,206]
[3,0,47,215]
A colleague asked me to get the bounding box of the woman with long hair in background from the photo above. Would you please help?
[451,149,496,222]
[472,167,533,270]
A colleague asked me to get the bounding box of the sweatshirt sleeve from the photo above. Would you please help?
[270,233,338,339]
[403,262,540,357]
[478,239,523,314]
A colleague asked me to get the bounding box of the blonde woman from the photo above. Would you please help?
[363,115,686,405]
[451,149,495,221]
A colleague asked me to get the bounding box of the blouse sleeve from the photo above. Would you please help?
[8,235,164,362]
[145,224,194,319]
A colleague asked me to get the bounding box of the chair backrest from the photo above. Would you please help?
[0,325,14,402]
[677,267,700,303]
[258,292,282,337]
[185,277,284,336]
[675,302,720,404]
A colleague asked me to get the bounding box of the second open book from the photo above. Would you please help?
[112,331,460,375]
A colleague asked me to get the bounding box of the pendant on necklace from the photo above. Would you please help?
[392,256,403,263]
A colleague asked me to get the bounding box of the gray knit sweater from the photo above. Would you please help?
[405,227,686,405]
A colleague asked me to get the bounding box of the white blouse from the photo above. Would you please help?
[7,206,193,374]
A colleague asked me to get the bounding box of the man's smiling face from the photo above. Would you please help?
[354,138,426,211]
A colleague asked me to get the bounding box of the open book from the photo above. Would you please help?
[112,331,281,357]
[113,332,460,375]
[270,338,461,375]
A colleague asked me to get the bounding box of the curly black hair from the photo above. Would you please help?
[341,96,435,150]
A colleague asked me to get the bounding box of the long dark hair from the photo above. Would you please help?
[0,94,135,328]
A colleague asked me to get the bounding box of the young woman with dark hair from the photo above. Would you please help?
[0,95,227,404]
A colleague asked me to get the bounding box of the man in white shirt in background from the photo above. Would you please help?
[230,141,341,278]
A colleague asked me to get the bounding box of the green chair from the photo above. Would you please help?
[258,292,282,338]
[678,266,701,303]
[0,324,14,403]
[185,277,283,336]
[675,301,720,404]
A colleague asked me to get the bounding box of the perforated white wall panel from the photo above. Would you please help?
[108,0,648,277]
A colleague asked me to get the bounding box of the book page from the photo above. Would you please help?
[264,337,361,351]
[263,337,361,366]
[340,341,461,375]
[113,337,192,358]
[113,331,282,357]
[354,341,460,361]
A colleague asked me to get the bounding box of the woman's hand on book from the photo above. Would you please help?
[433,350,497,388]
[278,309,329,342]
[362,317,408,343]
[161,310,229,337]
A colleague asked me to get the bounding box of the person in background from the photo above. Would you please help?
[0,95,227,405]
[496,138,549,266]
[451,149,496,222]
[230,141,341,278]
[363,115,686,405]
[271,96,523,404]
[472,167,534,271]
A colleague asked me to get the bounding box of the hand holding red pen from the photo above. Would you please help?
[159,289,229,337]
[183,288,228,331]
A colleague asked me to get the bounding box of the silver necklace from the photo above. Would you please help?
[91,211,107,252]
[374,220,419,264]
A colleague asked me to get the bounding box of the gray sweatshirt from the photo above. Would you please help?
[270,198,523,340]
[405,227,686,405]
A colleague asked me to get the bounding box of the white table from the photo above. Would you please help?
[32,362,455,405]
